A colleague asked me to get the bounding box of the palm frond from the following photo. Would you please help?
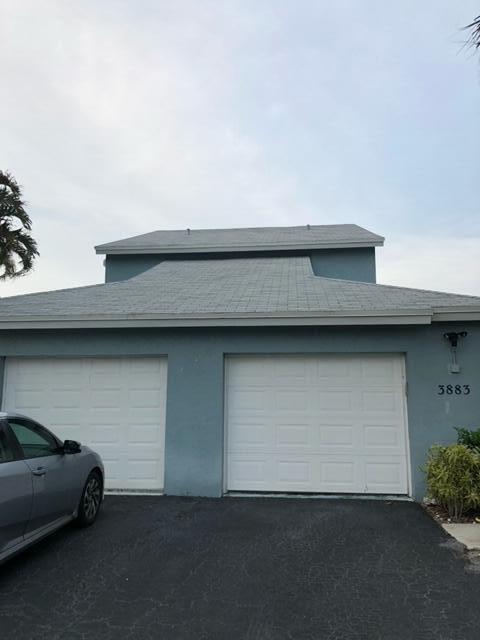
[465,15,480,51]
[0,170,39,280]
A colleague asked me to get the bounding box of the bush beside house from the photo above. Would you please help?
[425,428,480,520]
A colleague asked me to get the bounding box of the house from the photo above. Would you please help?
[0,223,479,501]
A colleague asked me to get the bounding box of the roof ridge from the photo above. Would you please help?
[131,223,365,234]
[100,223,367,236]
[95,223,385,254]
[0,261,176,303]
[0,275,136,303]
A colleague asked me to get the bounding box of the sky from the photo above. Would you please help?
[1,0,479,297]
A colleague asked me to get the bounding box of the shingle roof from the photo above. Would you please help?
[95,224,384,255]
[0,257,479,328]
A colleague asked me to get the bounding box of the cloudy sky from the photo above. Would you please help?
[1,0,479,296]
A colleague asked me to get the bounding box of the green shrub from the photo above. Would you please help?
[424,444,480,519]
[455,427,480,452]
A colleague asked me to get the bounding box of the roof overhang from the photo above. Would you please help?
[430,310,480,322]
[0,307,478,330]
[95,240,384,255]
[0,310,434,329]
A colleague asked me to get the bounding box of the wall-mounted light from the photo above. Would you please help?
[443,331,467,373]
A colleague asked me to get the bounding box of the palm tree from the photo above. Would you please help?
[466,15,480,53]
[0,171,39,279]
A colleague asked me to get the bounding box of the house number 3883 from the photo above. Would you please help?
[438,384,471,396]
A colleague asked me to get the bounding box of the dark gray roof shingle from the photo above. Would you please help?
[0,257,479,325]
[95,224,384,254]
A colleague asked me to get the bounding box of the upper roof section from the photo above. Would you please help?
[95,224,385,255]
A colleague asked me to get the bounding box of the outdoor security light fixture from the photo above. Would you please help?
[443,331,468,373]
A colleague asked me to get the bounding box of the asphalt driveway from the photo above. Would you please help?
[1,496,480,640]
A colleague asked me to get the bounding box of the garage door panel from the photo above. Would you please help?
[85,424,117,442]
[229,456,267,485]
[228,453,407,494]
[101,456,119,472]
[317,390,354,411]
[362,390,397,412]
[90,389,122,409]
[125,410,164,429]
[228,420,269,447]
[226,355,409,495]
[361,358,396,380]
[317,358,355,379]
[274,389,309,411]
[364,459,407,493]
[126,455,161,482]
[87,410,123,426]
[276,423,310,447]
[229,389,266,412]
[227,359,267,383]
[12,390,44,410]
[127,423,162,444]
[319,425,355,447]
[3,357,167,492]
[364,424,401,448]
[128,389,163,409]
[48,423,83,442]
[89,358,122,374]
[229,455,314,491]
[277,459,310,484]
[51,389,84,409]
[321,460,356,487]
[272,357,309,379]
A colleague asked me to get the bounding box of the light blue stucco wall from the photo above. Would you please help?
[0,322,478,501]
[105,255,163,282]
[310,248,376,282]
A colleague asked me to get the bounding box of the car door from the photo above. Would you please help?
[0,420,33,555]
[7,418,79,537]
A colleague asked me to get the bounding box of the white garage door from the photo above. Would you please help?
[225,354,409,495]
[2,357,167,492]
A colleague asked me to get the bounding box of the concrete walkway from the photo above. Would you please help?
[442,522,480,550]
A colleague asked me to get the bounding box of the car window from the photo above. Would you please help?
[0,429,15,463]
[8,420,59,459]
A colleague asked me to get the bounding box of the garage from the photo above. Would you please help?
[2,357,167,492]
[225,354,410,495]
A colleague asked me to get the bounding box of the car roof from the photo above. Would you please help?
[0,411,39,421]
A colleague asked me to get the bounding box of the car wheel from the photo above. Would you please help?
[76,470,102,527]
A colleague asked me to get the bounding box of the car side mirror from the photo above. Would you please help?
[63,439,82,454]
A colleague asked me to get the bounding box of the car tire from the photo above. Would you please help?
[76,470,102,527]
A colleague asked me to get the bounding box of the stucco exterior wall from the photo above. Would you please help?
[0,322,478,501]
[105,254,164,282]
[310,247,376,282]
[105,247,377,283]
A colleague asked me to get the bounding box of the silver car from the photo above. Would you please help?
[0,412,104,564]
